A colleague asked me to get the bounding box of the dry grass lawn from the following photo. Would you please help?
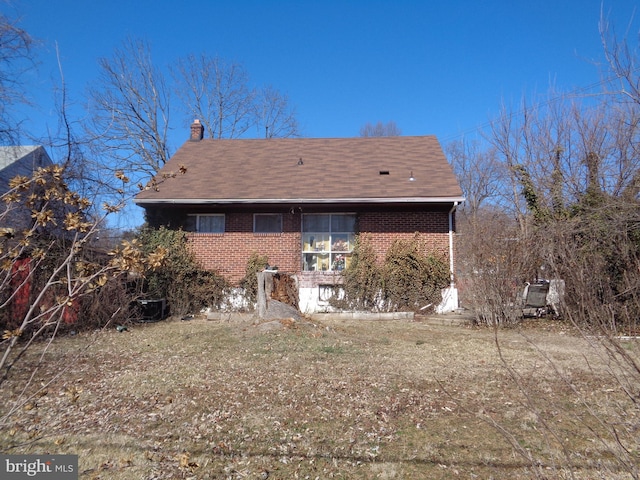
[1,315,638,479]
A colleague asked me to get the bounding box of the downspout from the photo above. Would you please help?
[448,201,458,288]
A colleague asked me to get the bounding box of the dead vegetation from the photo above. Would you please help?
[1,316,637,479]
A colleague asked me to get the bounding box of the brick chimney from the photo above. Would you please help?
[190,119,204,141]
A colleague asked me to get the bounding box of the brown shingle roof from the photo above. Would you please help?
[134,136,463,205]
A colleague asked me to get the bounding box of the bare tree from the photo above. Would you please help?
[86,37,172,184]
[172,54,255,139]
[487,103,534,233]
[463,79,640,325]
[599,12,640,200]
[359,120,401,137]
[0,11,32,144]
[600,8,640,105]
[485,93,640,230]
[172,54,300,140]
[0,162,166,420]
[446,137,502,222]
[254,85,299,138]
[87,44,300,197]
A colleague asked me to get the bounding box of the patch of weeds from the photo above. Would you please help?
[321,345,345,354]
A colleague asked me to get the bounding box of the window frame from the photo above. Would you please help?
[253,213,283,234]
[186,214,225,233]
[302,213,356,272]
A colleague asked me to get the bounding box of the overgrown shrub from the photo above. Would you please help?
[382,233,450,312]
[239,251,269,309]
[136,227,230,316]
[330,234,382,310]
[456,213,539,326]
[546,199,640,333]
[333,233,449,312]
[459,196,640,330]
[78,275,138,328]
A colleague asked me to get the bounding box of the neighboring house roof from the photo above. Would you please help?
[135,136,464,206]
[0,146,53,195]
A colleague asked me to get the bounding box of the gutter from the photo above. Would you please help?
[134,196,467,205]
[448,201,459,288]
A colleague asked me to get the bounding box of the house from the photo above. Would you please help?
[134,120,465,313]
[0,146,53,232]
[0,146,53,194]
[0,146,58,326]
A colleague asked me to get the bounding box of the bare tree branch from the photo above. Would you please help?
[359,120,401,137]
[86,37,172,185]
[255,85,299,138]
[172,54,255,139]
[0,11,32,144]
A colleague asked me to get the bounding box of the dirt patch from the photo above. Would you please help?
[1,317,637,479]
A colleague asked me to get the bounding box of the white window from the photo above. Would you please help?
[302,214,356,271]
[254,213,282,233]
[186,214,225,233]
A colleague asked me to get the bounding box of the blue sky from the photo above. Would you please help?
[11,0,639,143]
[4,0,640,227]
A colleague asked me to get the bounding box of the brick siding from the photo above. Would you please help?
[186,209,454,286]
[187,212,301,284]
[358,211,450,261]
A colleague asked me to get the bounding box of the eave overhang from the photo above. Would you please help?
[134,196,466,206]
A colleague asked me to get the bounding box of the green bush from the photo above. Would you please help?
[137,227,229,316]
